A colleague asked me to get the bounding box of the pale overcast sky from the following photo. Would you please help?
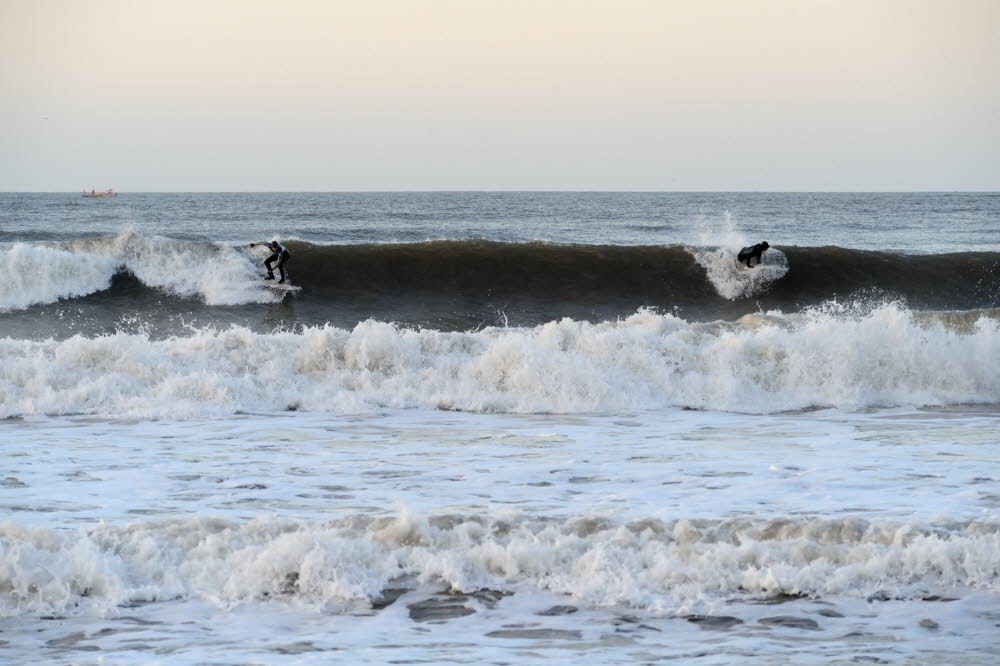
[1,0,997,191]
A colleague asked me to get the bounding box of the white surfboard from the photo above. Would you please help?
[263,280,301,292]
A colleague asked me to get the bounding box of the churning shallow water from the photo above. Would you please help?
[3,408,999,664]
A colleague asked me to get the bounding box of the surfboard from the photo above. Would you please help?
[263,280,301,292]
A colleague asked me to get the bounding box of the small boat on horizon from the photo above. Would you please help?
[82,188,117,198]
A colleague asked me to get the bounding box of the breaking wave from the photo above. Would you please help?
[1,305,998,418]
[2,509,997,617]
[3,232,999,318]
[0,230,272,311]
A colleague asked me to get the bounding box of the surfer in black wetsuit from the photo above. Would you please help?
[250,240,291,283]
[737,241,769,268]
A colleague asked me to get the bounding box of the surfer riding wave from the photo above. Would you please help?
[737,241,769,268]
[250,240,291,283]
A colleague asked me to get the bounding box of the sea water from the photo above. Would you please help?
[1,192,999,664]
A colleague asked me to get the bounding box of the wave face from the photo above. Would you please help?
[3,234,1000,331]
[2,306,998,418]
[2,511,997,617]
[279,240,1000,311]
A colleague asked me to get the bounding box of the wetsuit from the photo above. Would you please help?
[264,242,291,283]
[737,242,769,268]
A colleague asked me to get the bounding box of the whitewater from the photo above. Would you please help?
[2,192,999,664]
[2,306,999,419]
[0,230,270,312]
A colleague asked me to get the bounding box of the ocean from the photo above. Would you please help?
[1,192,999,664]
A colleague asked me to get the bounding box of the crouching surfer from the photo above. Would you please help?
[737,241,769,268]
[249,240,291,283]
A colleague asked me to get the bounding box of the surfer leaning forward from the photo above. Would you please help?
[250,240,291,283]
[737,241,769,268]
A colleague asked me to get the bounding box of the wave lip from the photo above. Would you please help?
[1,305,998,418]
[2,511,997,617]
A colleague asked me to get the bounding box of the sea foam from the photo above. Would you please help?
[1,305,998,418]
[0,231,271,310]
[0,244,119,311]
[2,511,997,617]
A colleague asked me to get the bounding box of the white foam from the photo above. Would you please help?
[70,230,271,305]
[2,511,996,618]
[0,244,119,311]
[687,211,788,299]
[1,231,273,310]
[1,305,998,418]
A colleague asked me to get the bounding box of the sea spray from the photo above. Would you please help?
[687,211,789,299]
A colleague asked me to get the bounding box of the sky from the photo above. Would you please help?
[1,0,998,191]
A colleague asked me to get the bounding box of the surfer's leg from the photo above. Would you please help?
[276,252,288,283]
[264,253,278,279]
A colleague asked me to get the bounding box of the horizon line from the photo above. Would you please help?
[3,189,999,194]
